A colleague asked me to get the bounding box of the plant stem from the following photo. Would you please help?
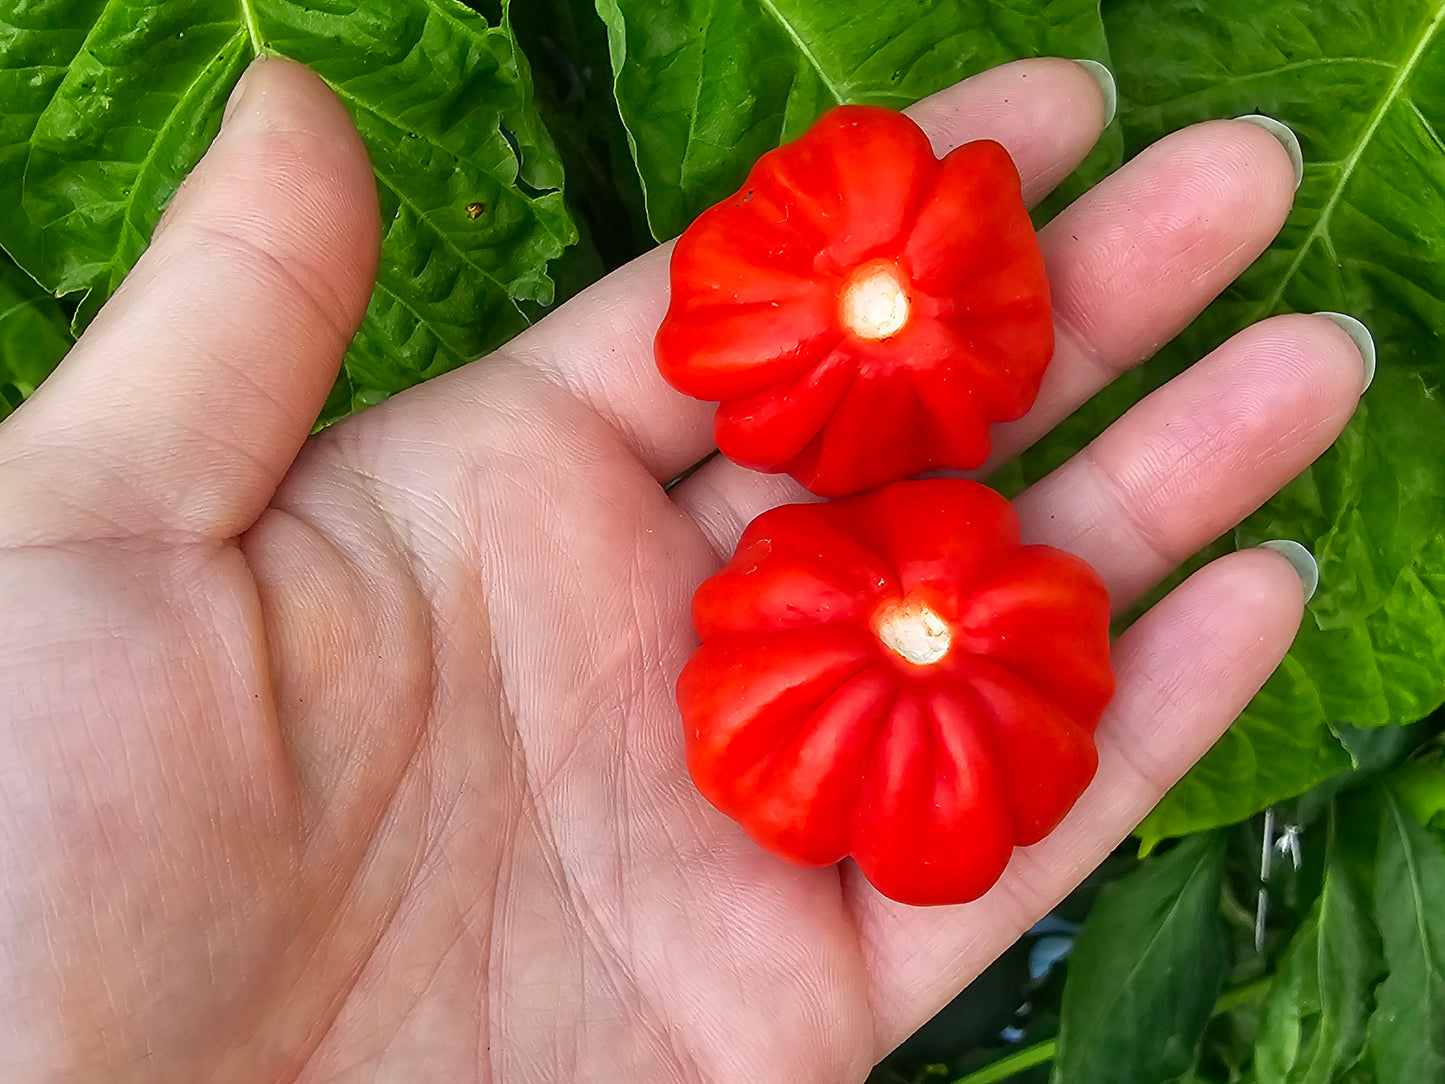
[949,1040,1055,1084]
[1212,974,1274,1014]
[239,0,266,56]
[947,975,1275,1084]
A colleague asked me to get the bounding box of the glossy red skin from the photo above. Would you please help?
[677,479,1114,907]
[655,105,1053,497]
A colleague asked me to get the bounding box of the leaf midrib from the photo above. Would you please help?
[1311,820,1366,1077]
[248,0,567,316]
[112,28,250,282]
[0,297,48,325]
[752,0,847,102]
[22,21,247,293]
[326,105,550,328]
[1253,2,1445,319]
[1383,794,1445,1050]
[674,0,848,213]
[26,0,563,327]
[239,0,264,52]
[1069,841,1217,1071]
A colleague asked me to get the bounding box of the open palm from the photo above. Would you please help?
[0,58,1367,1083]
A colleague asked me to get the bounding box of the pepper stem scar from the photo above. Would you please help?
[840,260,910,340]
[876,599,951,665]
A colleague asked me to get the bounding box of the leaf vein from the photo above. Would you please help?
[111,29,250,284]
[752,0,847,102]
[326,81,570,256]
[1386,792,1439,985]
[1251,3,1445,320]
[1411,98,1445,158]
[370,277,470,366]
[238,0,264,53]
[1087,843,1216,1036]
[324,84,555,315]
[0,298,45,325]
[677,0,717,194]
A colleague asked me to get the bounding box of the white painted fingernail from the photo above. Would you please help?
[1073,60,1117,127]
[1259,540,1319,603]
[1235,115,1304,190]
[1315,312,1376,391]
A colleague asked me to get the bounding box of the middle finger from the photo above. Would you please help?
[1016,310,1367,608]
[984,115,1301,467]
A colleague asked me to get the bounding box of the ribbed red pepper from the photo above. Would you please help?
[656,106,1053,496]
[678,480,1114,906]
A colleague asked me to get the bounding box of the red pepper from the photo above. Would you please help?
[678,479,1114,906]
[656,106,1053,497]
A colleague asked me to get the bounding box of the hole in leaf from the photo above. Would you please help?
[498,123,561,199]
[461,0,503,26]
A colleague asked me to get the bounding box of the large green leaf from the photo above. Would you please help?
[1136,660,1353,854]
[1102,0,1445,842]
[0,0,576,422]
[1254,814,1382,1084]
[1292,717,1440,828]
[594,0,1117,240]
[1366,789,1445,1083]
[0,253,72,422]
[1053,833,1228,1084]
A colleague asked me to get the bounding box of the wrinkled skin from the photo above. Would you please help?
[0,58,1367,1083]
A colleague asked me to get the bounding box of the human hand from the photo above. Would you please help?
[0,56,1368,1082]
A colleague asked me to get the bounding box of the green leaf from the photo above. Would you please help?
[1053,833,1228,1084]
[1254,814,1382,1084]
[1197,984,1271,1084]
[1292,718,1441,827]
[0,0,577,422]
[594,0,1117,240]
[1367,790,1445,1083]
[1136,660,1352,854]
[1387,760,1445,833]
[0,252,72,421]
[1102,0,1445,841]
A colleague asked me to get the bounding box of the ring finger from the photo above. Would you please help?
[845,308,1367,1045]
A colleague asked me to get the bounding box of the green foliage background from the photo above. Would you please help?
[2,0,1444,1080]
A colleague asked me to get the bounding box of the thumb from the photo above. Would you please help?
[0,56,380,545]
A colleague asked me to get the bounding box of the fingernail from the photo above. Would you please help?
[222,55,270,128]
[1259,540,1319,603]
[1315,311,1376,391]
[1235,115,1304,190]
[1073,60,1117,127]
